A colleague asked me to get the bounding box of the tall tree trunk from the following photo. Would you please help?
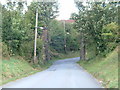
[63,21,67,53]
[42,29,50,62]
[95,42,99,56]
[80,33,86,60]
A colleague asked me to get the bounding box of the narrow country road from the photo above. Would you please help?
[2,57,102,88]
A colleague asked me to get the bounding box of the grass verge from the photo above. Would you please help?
[77,48,118,88]
[1,51,79,86]
[1,57,56,85]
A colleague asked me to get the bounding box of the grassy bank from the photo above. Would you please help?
[1,51,79,85]
[1,57,56,85]
[78,48,118,88]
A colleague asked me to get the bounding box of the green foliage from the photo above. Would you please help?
[19,41,34,61]
[73,2,119,57]
[49,20,79,54]
[65,23,79,51]
[2,1,58,63]
[100,22,118,56]
[37,39,44,64]
[102,22,118,42]
[2,2,27,54]
[49,20,65,53]
[2,42,9,57]
[2,0,79,64]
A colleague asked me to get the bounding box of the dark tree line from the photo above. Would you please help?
[2,1,80,65]
[72,1,119,60]
[2,1,58,64]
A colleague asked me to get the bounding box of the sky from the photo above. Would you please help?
[56,0,78,20]
[0,0,78,20]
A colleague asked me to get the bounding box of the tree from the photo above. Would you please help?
[73,1,87,60]
[48,20,65,53]
[73,1,119,59]
[2,1,26,55]
[2,1,58,64]
[26,1,58,63]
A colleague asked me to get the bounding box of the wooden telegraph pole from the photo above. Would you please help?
[33,9,38,63]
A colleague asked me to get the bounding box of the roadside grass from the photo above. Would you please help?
[1,51,80,86]
[1,57,56,85]
[78,48,118,88]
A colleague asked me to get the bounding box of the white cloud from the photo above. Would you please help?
[0,0,7,4]
[56,0,78,20]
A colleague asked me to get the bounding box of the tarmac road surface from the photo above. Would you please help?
[2,57,102,88]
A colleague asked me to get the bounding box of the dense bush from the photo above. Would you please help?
[19,41,34,61]
[2,42,10,58]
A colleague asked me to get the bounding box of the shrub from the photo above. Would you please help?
[19,41,34,61]
[2,42,10,58]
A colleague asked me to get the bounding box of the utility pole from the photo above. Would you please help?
[33,8,38,63]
